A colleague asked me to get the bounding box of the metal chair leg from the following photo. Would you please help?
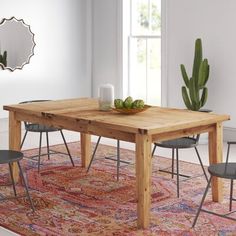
[60,130,74,167]
[117,140,120,181]
[20,131,28,149]
[226,143,231,164]
[152,144,157,157]
[225,143,234,212]
[194,147,209,182]
[46,132,50,160]
[87,136,101,172]
[17,161,35,212]
[171,148,175,179]
[230,179,234,211]
[192,176,212,228]
[176,148,180,198]
[38,132,42,172]
[8,163,17,197]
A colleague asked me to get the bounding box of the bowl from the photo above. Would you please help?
[112,105,151,114]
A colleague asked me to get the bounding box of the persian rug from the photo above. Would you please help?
[0,142,235,236]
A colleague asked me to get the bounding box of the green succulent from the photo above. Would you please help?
[0,50,7,67]
[132,99,145,109]
[114,99,124,109]
[123,96,133,109]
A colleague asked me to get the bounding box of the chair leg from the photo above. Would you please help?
[176,148,180,198]
[87,136,101,172]
[194,147,209,182]
[226,143,231,164]
[192,176,212,228]
[17,161,35,212]
[8,163,17,197]
[117,140,120,181]
[46,132,50,160]
[171,148,175,179]
[20,131,28,149]
[230,179,234,211]
[37,132,42,172]
[60,130,74,167]
[152,144,157,157]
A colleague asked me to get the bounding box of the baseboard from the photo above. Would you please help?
[0,118,9,133]
[223,126,236,141]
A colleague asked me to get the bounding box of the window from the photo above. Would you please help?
[123,0,161,106]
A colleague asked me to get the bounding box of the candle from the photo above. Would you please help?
[98,84,114,111]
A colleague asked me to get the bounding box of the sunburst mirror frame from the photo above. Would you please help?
[0,17,36,71]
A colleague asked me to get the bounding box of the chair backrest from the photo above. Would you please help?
[194,134,200,143]
[187,134,200,145]
[19,100,51,130]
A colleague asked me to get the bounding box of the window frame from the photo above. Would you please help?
[121,0,166,106]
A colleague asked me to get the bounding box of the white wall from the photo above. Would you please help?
[0,0,91,118]
[166,0,236,129]
[92,0,122,99]
[92,0,236,132]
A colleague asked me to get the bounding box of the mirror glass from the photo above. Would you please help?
[0,17,35,71]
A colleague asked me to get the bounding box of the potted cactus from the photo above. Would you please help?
[180,38,210,111]
[0,50,7,68]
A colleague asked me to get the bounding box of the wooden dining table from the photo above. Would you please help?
[3,98,230,229]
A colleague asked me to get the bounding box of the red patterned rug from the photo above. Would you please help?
[0,142,235,235]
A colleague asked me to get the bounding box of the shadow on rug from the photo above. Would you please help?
[0,142,235,235]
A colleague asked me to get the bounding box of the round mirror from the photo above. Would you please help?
[0,17,36,71]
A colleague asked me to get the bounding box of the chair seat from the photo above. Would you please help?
[155,137,198,149]
[26,124,59,132]
[208,163,236,179]
[0,150,23,164]
[0,150,35,211]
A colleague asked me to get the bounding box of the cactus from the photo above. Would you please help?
[0,50,7,67]
[180,39,210,111]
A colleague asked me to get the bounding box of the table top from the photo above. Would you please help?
[4,98,230,135]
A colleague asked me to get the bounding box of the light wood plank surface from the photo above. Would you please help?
[4,98,229,135]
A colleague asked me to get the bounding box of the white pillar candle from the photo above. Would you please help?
[98,84,114,111]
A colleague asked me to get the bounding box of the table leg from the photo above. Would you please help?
[208,122,223,202]
[135,133,152,229]
[80,133,91,168]
[9,111,21,182]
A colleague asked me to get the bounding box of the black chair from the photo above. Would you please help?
[20,100,75,172]
[192,163,236,227]
[0,150,35,211]
[152,135,208,198]
[87,137,130,181]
